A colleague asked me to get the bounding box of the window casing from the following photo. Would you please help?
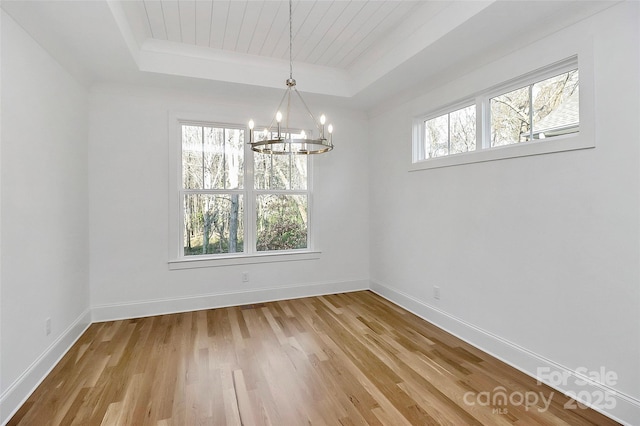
[412,56,589,170]
[171,120,315,267]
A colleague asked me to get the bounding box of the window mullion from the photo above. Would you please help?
[223,128,227,190]
[245,128,255,255]
[476,96,486,150]
[182,189,244,195]
[528,84,534,141]
[289,152,293,190]
[447,113,451,155]
[269,153,274,189]
[201,126,205,190]
[255,190,308,196]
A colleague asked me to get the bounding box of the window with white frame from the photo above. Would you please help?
[413,56,583,168]
[253,131,309,252]
[424,105,476,158]
[490,69,579,146]
[179,122,310,259]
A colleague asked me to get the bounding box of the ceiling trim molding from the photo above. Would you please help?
[137,38,352,97]
[347,0,495,94]
[107,0,497,99]
[106,0,141,66]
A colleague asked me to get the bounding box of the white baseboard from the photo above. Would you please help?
[0,309,92,426]
[370,280,640,426]
[92,279,370,322]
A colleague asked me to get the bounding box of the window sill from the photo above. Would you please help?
[410,134,594,172]
[168,250,321,270]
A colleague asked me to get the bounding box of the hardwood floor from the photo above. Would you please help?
[8,291,618,425]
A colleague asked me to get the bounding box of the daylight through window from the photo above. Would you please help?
[180,124,310,258]
[491,70,579,146]
[254,131,309,252]
[425,105,476,158]
[413,58,581,165]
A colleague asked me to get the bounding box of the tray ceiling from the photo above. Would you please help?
[0,0,618,109]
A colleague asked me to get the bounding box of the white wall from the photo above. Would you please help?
[0,10,3,423]
[0,10,91,422]
[88,84,370,319]
[1,1,638,424]
[369,2,639,423]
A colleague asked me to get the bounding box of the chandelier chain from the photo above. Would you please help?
[289,0,293,80]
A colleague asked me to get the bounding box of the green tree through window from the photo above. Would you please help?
[180,124,309,257]
[182,125,244,255]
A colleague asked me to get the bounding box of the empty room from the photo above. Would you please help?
[1,0,639,424]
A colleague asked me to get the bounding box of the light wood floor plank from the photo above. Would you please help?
[8,291,620,425]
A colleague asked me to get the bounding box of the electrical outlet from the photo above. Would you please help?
[45,318,51,336]
[242,272,249,282]
[433,286,440,300]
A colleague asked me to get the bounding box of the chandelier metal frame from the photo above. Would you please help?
[248,0,333,155]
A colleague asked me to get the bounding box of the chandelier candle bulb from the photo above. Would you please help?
[248,119,254,143]
[319,114,326,138]
[276,111,283,139]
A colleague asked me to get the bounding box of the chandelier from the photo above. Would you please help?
[248,0,333,155]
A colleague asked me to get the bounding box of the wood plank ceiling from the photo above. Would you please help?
[129,1,423,69]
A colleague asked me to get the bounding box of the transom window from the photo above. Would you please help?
[179,122,310,258]
[413,56,582,167]
[425,105,476,158]
[490,69,579,146]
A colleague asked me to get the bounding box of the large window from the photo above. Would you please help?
[413,56,586,169]
[178,122,310,260]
